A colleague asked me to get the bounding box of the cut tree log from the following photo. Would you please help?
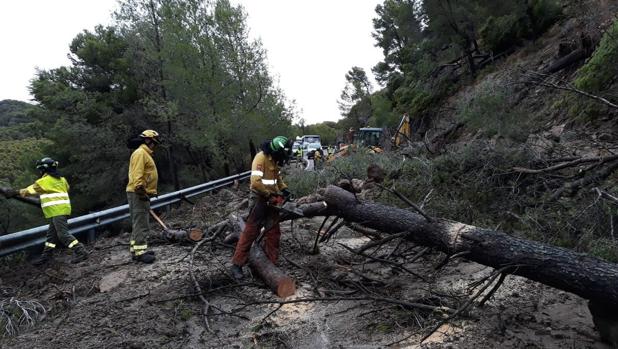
[224,202,329,244]
[541,48,587,74]
[249,245,296,298]
[162,227,204,242]
[149,210,203,242]
[227,212,297,298]
[319,185,618,309]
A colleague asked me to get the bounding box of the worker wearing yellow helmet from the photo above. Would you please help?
[126,129,160,263]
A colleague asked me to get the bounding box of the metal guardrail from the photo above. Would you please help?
[0,171,251,257]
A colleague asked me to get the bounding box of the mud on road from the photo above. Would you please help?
[0,189,612,348]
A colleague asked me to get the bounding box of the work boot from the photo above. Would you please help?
[133,251,156,264]
[230,264,244,280]
[32,249,54,266]
[131,250,154,260]
[71,244,88,264]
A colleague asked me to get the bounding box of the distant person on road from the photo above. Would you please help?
[314,149,323,170]
[295,147,303,169]
[126,129,160,264]
[11,157,88,265]
[230,136,293,280]
[305,149,315,171]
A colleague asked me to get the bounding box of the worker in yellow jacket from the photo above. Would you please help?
[16,157,88,265]
[231,136,292,279]
[126,130,160,263]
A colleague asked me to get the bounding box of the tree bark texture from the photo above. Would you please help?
[249,245,296,298]
[161,228,203,242]
[321,185,618,308]
[227,213,297,298]
[541,48,587,74]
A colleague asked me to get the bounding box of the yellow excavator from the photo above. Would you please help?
[327,113,412,162]
[393,113,411,147]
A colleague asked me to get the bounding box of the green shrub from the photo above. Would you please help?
[480,15,523,53]
[456,80,530,141]
[0,138,52,184]
[528,0,562,34]
[480,0,561,53]
[285,152,403,198]
[586,238,618,263]
[575,19,618,93]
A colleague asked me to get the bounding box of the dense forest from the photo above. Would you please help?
[1,0,296,232]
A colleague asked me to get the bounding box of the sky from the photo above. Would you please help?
[0,1,114,101]
[0,0,384,124]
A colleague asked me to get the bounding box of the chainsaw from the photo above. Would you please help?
[255,195,305,244]
[268,194,304,218]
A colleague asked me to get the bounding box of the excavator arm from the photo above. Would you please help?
[394,113,411,147]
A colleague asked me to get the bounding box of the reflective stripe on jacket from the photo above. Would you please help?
[126,144,159,195]
[25,174,71,218]
[250,151,287,197]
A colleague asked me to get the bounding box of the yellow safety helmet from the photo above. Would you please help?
[139,129,161,144]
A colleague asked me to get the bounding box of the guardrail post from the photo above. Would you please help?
[86,229,96,244]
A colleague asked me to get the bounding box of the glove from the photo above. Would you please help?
[135,187,150,201]
[281,188,292,199]
[268,193,285,206]
[19,189,29,198]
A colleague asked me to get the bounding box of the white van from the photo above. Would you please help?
[301,135,321,146]
[301,135,322,154]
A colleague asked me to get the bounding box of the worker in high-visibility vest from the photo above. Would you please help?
[126,129,160,264]
[294,147,303,168]
[230,136,293,280]
[17,157,88,265]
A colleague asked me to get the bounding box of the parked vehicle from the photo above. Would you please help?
[301,135,321,146]
[300,135,322,160]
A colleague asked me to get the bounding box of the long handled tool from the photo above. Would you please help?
[149,209,203,242]
[0,187,40,206]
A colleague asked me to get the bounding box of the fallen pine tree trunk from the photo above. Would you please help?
[223,202,329,244]
[541,48,587,74]
[318,185,618,342]
[249,245,296,298]
[226,212,298,298]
